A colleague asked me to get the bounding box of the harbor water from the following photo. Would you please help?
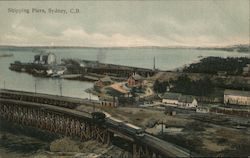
[0,47,248,99]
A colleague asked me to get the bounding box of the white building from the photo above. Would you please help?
[178,95,198,108]
[162,92,198,108]
[243,64,250,76]
[224,89,250,106]
[34,53,56,65]
[162,92,181,106]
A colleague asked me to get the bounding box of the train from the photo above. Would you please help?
[123,122,144,136]
[105,116,123,128]
[1,89,145,137]
[99,113,145,137]
[91,111,106,123]
[0,97,190,157]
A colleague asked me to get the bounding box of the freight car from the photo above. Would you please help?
[122,123,145,137]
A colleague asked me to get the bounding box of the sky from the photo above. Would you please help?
[0,0,249,47]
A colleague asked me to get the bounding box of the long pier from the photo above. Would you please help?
[10,59,157,78]
[0,89,190,157]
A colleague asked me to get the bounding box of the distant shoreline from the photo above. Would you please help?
[172,56,205,72]
[0,44,249,52]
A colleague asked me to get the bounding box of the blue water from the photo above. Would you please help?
[0,47,248,99]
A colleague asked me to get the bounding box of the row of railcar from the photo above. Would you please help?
[101,113,190,157]
[105,116,145,137]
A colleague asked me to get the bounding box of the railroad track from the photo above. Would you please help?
[0,89,190,157]
[0,89,98,109]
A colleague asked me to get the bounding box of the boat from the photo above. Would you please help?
[0,53,13,58]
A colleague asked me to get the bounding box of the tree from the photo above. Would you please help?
[183,57,250,75]
[170,75,214,96]
[153,80,169,94]
[153,80,160,93]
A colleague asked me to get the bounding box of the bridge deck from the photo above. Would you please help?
[143,134,190,157]
[0,89,99,105]
[0,98,92,120]
[0,89,190,157]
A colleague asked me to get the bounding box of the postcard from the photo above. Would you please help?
[0,1,249,157]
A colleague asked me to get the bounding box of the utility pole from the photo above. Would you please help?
[3,80,5,89]
[89,92,95,112]
[59,80,62,96]
[34,79,37,93]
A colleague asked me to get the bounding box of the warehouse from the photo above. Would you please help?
[224,89,250,106]
[162,92,198,108]
[34,52,56,65]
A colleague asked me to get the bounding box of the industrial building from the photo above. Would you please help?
[162,92,198,108]
[224,89,250,106]
[178,95,198,108]
[34,53,56,65]
[99,97,119,108]
[162,92,181,105]
[127,73,144,87]
[94,76,114,88]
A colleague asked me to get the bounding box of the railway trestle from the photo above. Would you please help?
[0,101,111,143]
[0,100,162,158]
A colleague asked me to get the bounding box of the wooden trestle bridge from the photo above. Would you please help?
[0,89,190,158]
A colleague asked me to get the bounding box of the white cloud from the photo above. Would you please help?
[61,27,158,47]
[0,0,249,47]
[1,25,248,47]
[1,26,160,47]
